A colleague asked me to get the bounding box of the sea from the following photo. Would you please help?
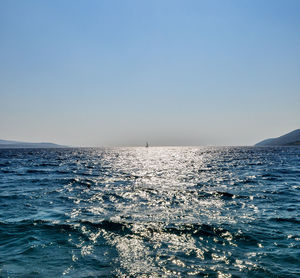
[0,147,299,277]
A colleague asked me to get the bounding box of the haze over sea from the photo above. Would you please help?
[0,146,299,277]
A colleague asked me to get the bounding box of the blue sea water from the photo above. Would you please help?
[0,147,299,277]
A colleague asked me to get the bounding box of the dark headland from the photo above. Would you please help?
[0,139,68,149]
[255,129,300,146]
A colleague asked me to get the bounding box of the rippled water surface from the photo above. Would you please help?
[0,147,300,277]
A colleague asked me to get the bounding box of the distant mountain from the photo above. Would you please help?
[0,139,68,149]
[255,129,300,146]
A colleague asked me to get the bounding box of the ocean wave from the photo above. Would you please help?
[1,146,300,277]
[269,217,300,225]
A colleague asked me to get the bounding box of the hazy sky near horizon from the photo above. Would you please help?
[1,0,299,146]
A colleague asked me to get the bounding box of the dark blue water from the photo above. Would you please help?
[0,147,299,277]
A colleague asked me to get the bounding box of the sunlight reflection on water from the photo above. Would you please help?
[63,147,260,276]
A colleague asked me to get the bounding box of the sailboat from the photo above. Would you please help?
[146,142,149,148]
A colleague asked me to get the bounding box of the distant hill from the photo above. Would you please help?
[255,129,300,146]
[0,139,68,149]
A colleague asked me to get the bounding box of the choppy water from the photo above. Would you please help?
[0,147,299,277]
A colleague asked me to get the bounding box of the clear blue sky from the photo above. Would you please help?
[1,0,299,146]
